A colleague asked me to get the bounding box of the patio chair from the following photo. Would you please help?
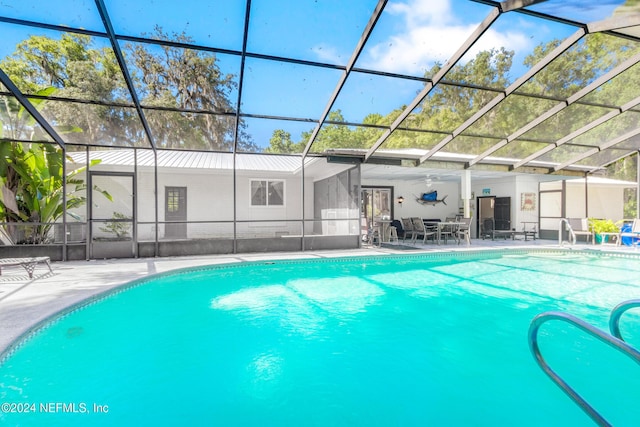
[456,217,472,246]
[480,218,495,240]
[440,217,457,244]
[411,217,436,244]
[401,217,415,243]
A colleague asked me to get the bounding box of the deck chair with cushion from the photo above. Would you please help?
[619,218,640,246]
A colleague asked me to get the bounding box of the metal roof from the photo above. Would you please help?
[71,150,309,173]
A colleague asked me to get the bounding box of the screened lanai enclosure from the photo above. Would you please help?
[1,0,640,259]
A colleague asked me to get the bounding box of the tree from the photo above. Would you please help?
[264,129,303,154]
[0,29,254,151]
[1,33,144,147]
[126,27,256,152]
[381,48,518,153]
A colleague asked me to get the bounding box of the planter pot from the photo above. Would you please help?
[595,233,617,244]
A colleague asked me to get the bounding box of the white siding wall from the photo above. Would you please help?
[514,175,540,231]
[74,165,316,240]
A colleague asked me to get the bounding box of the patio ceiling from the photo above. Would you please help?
[2,0,640,177]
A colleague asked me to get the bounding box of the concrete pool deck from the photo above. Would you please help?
[1,238,637,356]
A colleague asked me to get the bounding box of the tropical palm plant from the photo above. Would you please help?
[0,142,108,244]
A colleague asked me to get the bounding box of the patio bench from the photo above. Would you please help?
[491,230,513,240]
[0,257,53,279]
[511,230,537,241]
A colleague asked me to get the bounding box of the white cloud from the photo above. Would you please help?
[310,44,345,64]
[362,0,533,75]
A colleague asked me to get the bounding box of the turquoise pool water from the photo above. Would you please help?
[1,250,640,426]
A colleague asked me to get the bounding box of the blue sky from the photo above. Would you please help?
[0,0,628,148]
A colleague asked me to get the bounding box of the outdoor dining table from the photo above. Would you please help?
[424,221,465,245]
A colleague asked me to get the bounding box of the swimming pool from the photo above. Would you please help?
[1,249,639,426]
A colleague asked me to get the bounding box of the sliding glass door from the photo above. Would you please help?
[361,186,393,237]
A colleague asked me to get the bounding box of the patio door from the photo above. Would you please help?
[89,172,136,259]
[361,186,393,234]
[477,196,511,235]
[165,186,187,239]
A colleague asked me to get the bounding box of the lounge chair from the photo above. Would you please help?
[568,218,593,244]
[619,218,640,246]
[0,257,52,278]
[480,218,510,240]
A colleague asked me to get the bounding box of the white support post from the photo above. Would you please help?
[461,170,472,218]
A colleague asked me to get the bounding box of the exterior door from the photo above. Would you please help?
[165,187,187,239]
[494,197,511,230]
[477,196,511,235]
[361,186,392,236]
[477,196,495,237]
[90,172,135,259]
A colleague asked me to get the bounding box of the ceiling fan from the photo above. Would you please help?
[424,174,447,188]
[407,175,443,187]
[425,176,437,188]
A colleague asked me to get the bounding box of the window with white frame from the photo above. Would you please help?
[251,180,284,206]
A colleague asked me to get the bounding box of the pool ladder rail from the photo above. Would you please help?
[529,299,640,427]
[558,218,577,247]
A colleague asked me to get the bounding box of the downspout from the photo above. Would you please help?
[85,146,90,260]
[301,157,306,251]
[637,151,640,219]
[62,145,67,261]
[585,172,589,219]
[154,150,159,257]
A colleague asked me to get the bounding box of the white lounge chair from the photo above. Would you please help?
[0,257,52,279]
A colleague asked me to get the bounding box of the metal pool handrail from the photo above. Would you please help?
[610,299,640,341]
[528,311,640,427]
[558,218,576,246]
